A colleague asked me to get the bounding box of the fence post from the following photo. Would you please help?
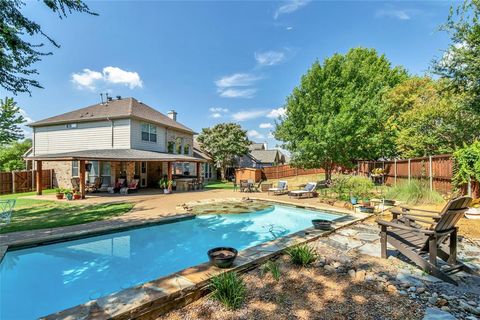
[31,168,35,192]
[11,171,16,194]
[408,159,411,182]
[276,165,279,179]
[394,159,397,186]
[468,179,472,197]
[50,169,53,189]
[429,156,433,191]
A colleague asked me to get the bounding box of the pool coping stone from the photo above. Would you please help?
[40,206,369,320]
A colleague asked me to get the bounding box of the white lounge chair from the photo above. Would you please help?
[289,182,318,199]
[268,181,288,195]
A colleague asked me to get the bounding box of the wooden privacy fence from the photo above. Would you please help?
[262,164,325,180]
[357,155,454,194]
[0,169,54,195]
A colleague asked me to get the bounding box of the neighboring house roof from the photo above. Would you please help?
[249,142,265,151]
[193,139,211,161]
[28,97,194,134]
[250,149,281,164]
[25,149,206,162]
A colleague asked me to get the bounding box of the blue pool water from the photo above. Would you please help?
[0,205,340,319]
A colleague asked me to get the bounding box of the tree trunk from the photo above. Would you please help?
[220,166,226,181]
[324,159,332,181]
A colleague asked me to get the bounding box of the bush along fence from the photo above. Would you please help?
[0,169,54,195]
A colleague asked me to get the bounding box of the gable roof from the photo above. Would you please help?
[249,142,265,151]
[250,149,280,164]
[28,97,194,134]
[193,138,212,161]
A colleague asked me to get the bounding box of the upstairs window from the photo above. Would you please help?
[176,137,183,154]
[141,123,157,142]
[183,144,190,155]
[66,123,78,128]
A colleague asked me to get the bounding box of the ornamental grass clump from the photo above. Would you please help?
[260,260,281,281]
[210,271,246,309]
[286,244,317,267]
[385,180,444,205]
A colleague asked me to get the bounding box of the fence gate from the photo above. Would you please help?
[0,169,54,195]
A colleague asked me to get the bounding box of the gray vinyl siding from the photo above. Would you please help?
[33,119,130,155]
[130,119,167,152]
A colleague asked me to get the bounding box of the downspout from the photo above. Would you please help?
[107,117,114,148]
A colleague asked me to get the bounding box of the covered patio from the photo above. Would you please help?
[25,149,208,199]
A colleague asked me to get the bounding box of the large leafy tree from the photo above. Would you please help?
[197,123,250,180]
[1,0,96,95]
[384,77,480,158]
[0,139,32,172]
[274,48,407,179]
[432,0,480,111]
[0,97,26,144]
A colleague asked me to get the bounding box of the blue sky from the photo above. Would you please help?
[3,0,456,147]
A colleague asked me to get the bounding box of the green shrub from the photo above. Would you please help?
[260,260,281,281]
[210,271,246,309]
[329,175,352,200]
[346,176,374,199]
[385,180,444,205]
[453,141,480,189]
[286,244,317,267]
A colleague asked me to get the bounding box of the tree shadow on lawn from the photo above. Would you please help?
[161,253,424,320]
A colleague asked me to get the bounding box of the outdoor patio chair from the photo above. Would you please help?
[377,196,477,285]
[0,199,16,226]
[268,181,288,195]
[239,180,249,192]
[120,179,139,194]
[71,177,80,192]
[253,180,263,192]
[113,178,126,193]
[288,182,318,199]
[86,177,102,193]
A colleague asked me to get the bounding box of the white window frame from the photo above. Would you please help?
[72,160,79,177]
[141,123,157,143]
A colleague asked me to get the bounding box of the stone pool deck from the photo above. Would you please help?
[41,209,369,320]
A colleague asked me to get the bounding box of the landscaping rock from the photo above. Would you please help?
[428,297,438,305]
[355,270,366,281]
[416,287,426,294]
[422,307,456,320]
[386,285,397,293]
[347,269,356,278]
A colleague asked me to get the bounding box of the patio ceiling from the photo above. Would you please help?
[25,148,208,162]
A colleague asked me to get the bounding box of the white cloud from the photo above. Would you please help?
[71,69,103,90]
[219,88,257,99]
[259,122,273,129]
[267,107,286,118]
[255,51,286,66]
[209,107,229,113]
[18,108,34,138]
[211,113,222,118]
[19,108,34,124]
[232,110,268,121]
[375,8,420,20]
[268,132,275,139]
[215,73,262,88]
[247,129,265,140]
[71,66,143,90]
[102,66,143,89]
[286,26,293,31]
[274,0,311,19]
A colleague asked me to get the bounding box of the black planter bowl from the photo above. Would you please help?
[312,219,332,230]
[383,199,396,206]
[360,206,375,213]
[207,247,238,268]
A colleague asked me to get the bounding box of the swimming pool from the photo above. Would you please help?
[0,204,341,319]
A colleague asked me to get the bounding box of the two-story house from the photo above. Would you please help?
[25,97,210,196]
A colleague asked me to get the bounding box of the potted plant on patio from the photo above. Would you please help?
[73,191,82,200]
[159,178,170,194]
[167,180,173,194]
[64,189,73,200]
[55,188,64,200]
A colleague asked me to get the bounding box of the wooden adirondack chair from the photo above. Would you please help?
[377,196,475,285]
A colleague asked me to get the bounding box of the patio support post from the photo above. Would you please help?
[167,162,172,181]
[196,162,201,178]
[36,160,43,195]
[79,160,86,199]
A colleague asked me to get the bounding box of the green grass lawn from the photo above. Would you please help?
[0,190,134,234]
[205,180,235,190]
